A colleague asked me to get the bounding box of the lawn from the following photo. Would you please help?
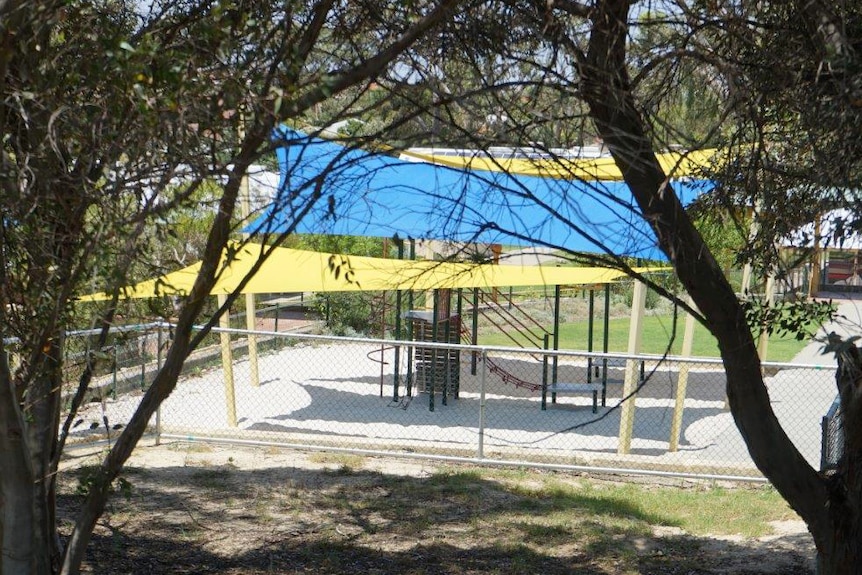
[64,444,811,574]
[478,314,812,362]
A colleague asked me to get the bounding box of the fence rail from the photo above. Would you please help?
[60,323,839,482]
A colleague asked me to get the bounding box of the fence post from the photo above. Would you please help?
[478,348,487,460]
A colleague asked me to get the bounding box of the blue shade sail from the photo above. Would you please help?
[245,128,712,261]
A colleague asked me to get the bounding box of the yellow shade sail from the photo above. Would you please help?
[81,244,662,301]
[399,148,718,181]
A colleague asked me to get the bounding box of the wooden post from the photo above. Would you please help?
[740,205,759,295]
[218,294,237,427]
[809,215,822,297]
[669,298,697,452]
[757,273,776,360]
[238,119,259,388]
[618,281,646,454]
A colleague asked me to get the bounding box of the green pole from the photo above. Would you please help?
[552,284,561,388]
[541,333,549,411]
[393,240,404,401]
[602,283,611,405]
[406,240,416,397]
[455,288,463,399]
[430,289,438,412]
[471,287,479,375]
[443,290,452,405]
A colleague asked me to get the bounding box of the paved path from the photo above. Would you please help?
[787,292,862,366]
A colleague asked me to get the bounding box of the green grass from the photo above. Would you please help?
[478,314,811,362]
[72,452,804,574]
[485,470,796,538]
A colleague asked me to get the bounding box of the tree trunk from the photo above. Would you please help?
[26,335,64,574]
[816,342,862,574]
[0,350,41,574]
[575,0,837,561]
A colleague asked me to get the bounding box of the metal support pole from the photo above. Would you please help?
[455,288,463,399]
[478,348,487,459]
[407,290,414,397]
[587,289,595,383]
[541,334,550,409]
[155,324,163,445]
[406,241,415,397]
[471,287,479,375]
[430,290,438,412]
[393,241,404,401]
[602,284,610,405]
[552,284,561,388]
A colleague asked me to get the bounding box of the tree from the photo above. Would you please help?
[333,0,859,571]
[0,1,463,573]
[451,1,861,572]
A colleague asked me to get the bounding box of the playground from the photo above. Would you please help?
[73,307,839,480]
[74,129,847,481]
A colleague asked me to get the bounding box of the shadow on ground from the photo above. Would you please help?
[59,453,813,575]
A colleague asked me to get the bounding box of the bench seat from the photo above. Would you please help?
[543,382,601,413]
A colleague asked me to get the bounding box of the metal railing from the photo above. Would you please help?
[58,323,841,483]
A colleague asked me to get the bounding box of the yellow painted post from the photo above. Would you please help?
[669,298,697,452]
[245,291,259,387]
[218,294,237,427]
[757,274,776,360]
[238,120,259,388]
[740,205,759,295]
[809,215,822,297]
[618,280,646,454]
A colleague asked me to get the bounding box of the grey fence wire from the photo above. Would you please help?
[62,323,839,482]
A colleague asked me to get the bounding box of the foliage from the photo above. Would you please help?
[314,292,376,336]
[0,0,465,572]
[742,298,837,341]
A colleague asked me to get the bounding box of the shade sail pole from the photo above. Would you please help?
[218,294,238,427]
[669,297,697,452]
[618,281,646,454]
[239,118,259,388]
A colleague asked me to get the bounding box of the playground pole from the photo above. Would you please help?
[478,348,487,459]
[552,284,561,388]
[757,273,776,360]
[393,240,404,401]
[541,334,550,410]
[442,289,450,406]
[809,215,822,297]
[455,288,463,399]
[602,284,610,402]
[238,119,259,388]
[669,297,697,451]
[430,289,438,412]
[155,324,163,445]
[406,240,415,397]
[618,280,646,454]
[587,289,595,384]
[218,294,238,427]
[470,288,479,375]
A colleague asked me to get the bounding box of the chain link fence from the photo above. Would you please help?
[61,322,841,481]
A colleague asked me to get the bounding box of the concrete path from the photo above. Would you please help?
[787,292,862,367]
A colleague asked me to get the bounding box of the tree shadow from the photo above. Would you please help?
[58,461,813,575]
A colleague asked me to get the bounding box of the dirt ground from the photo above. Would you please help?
[57,441,815,575]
